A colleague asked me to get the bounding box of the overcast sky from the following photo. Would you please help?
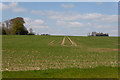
[1,2,118,36]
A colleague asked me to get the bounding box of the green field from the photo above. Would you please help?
[2,35,118,78]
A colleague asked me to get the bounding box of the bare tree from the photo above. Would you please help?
[29,28,33,33]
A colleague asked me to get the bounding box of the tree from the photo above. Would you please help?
[10,17,25,24]
[28,28,35,35]
[1,17,31,35]
[29,28,33,33]
[0,25,1,35]
[2,28,6,35]
[2,23,6,35]
[4,20,10,34]
[11,19,28,35]
[5,20,9,29]
[9,17,28,35]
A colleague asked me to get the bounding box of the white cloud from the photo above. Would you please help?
[13,7,26,12]
[96,2,103,5]
[31,10,65,16]
[24,17,31,21]
[31,25,48,28]
[111,30,118,32]
[31,10,80,21]
[0,3,2,10]
[61,4,74,9]
[94,15,118,23]
[56,21,91,28]
[0,3,15,10]
[31,10,45,15]
[81,13,118,23]
[1,2,17,10]
[111,30,118,34]
[24,17,48,29]
[110,30,118,36]
[31,10,117,31]
[34,19,44,24]
[1,2,27,12]
[32,10,117,23]
[48,14,81,21]
[49,12,117,23]
[95,25,112,29]
[0,3,9,10]
[8,2,18,8]
[81,13,103,19]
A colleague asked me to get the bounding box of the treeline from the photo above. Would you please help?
[88,32,109,36]
[0,17,35,35]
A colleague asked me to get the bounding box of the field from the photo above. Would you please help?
[2,35,118,78]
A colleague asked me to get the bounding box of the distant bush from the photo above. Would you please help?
[88,32,109,37]
[41,34,50,36]
[28,33,35,35]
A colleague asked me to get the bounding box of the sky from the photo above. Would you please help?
[1,0,120,2]
[1,2,118,36]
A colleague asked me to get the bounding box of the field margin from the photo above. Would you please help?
[0,35,2,80]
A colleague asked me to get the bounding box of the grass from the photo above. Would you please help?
[64,37,72,46]
[2,35,118,78]
[2,67,118,78]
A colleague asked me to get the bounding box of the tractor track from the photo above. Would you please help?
[61,36,77,46]
[61,37,66,46]
[49,36,77,47]
[67,36,77,46]
[48,40,55,45]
